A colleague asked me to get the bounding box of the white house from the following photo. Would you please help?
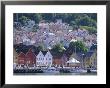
[36,51,53,66]
[44,51,53,66]
[36,51,45,66]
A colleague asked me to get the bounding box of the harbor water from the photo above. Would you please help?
[14,72,97,75]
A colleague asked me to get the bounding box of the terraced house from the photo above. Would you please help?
[36,51,53,66]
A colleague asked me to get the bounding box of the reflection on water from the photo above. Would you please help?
[14,72,97,75]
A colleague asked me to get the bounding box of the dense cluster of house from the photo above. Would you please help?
[13,19,97,49]
[14,44,97,69]
[13,19,97,69]
[14,48,68,67]
[14,49,52,67]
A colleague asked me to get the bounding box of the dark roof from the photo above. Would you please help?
[41,51,48,56]
[18,52,25,57]
[27,45,39,55]
[14,44,39,55]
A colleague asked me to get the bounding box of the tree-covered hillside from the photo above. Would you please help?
[14,13,97,32]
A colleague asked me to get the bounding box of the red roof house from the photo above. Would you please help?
[18,52,26,65]
[25,48,36,66]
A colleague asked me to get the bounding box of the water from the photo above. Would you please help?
[14,72,97,75]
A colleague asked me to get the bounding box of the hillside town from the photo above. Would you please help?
[13,14,97,74]
[14,19,96,49]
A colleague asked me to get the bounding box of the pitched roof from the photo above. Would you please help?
[14,44,29,54]
[25,48,36,59]
[14,44,39,55]
[41,51,47,56]
[18,52,25,57]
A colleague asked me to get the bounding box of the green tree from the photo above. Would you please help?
[80,26,97,34]
[19,16,28,25]
[32,24,39,32]
[37,45,44,51]
[70,21,78,30]
[15,13,97,33]
[34,14,42,23]
[51,43,66,58]
[68,41,88,54]
[41,13,53,21]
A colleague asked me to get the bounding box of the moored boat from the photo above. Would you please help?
[43,67,59,73]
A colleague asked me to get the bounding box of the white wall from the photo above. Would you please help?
[36,51,44,66]
[36,51,53,66]
[44,51,53,66]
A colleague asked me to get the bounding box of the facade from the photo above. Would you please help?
[18,52,26,66]
[89,51,97,69]
[44,51,53,66]
[83,51,97,68]
[36,51,45,66]
[13,48,18,64]
[52,58,62,66]
[25,49,36,66]
[36,51,53,66]
[61,54,68,66]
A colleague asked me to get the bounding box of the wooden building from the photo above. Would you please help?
[18,52,26,66]
[25,49,36,67]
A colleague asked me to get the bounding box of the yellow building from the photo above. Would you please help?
[84,50,97,68]
[13,48,18,64]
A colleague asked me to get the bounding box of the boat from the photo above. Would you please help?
[69,68,87,73]
[59,66,87,73]
[43,67,59,73]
